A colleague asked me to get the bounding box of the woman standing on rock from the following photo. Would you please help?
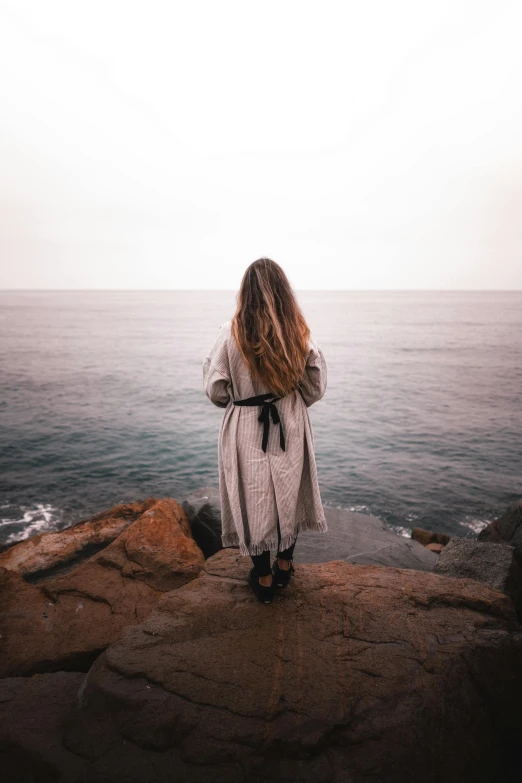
[202,258,328,604]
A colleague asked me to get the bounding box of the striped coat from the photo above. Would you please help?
[202,320,328,556]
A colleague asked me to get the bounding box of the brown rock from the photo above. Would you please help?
[59,549,522,782]
[425,542,445,553]
[87,496,204,592]
[412,526,451,547]
[0,499,204,677]
[0,498,158,579]
[0,671,86,782]
[0,670,240,783]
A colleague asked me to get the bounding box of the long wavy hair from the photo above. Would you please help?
[231,258,311,398]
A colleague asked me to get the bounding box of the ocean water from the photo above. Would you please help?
[0,290,521,548]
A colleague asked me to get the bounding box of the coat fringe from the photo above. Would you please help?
[221,515,328,557]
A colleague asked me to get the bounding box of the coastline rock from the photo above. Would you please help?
[59,548,522,783]
[0,670,241,783]
[425,542,445,554]
[0,671,87,782]
[182,486,223,558]
[0,499,204,677]
[478,500,522,555]
[296,505,438,571]
[433,537,522,617]
[412,526,451,547]
[0,497,159,579]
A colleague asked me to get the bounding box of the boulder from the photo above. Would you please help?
[412,526,451,547]
[0,669,239,783]
[0,671,87,783]
[182,486,223,558]
[478,500,522,555]
[0,499,204,677]
[0,498,158,579]
[59,549,522,783]
[433,536,522,616]
[296,505,438,571]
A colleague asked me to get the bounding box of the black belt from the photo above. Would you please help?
[233,392,286,453]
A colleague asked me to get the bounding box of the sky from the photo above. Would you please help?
[0,0,521,290]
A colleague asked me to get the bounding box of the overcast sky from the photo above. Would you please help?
[1,0,521,290]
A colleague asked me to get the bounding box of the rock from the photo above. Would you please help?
[425,542,445,553]
[478,500,522,555]
[412,526,451,547]
[87,497,204,593]
[433,536,522,616]
[0,499,204,677]
[60,549,522,783]
[295,505,438,571]
[0,671,87,783]
[0,670,240,783]
[0,498,158,579]
[182,486,223,558]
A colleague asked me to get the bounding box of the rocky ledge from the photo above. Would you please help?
[1,493,522,783]
[0,498,204,677]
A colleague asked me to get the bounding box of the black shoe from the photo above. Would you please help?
[248,568,274,604]
[272,558,295,588]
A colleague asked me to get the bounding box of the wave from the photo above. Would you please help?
[0,503,64,545]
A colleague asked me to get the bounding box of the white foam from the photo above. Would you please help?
[2,503,63,544]
[459,516,490,535]
[384,524,412,539]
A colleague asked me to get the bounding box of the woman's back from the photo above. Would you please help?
[204,318,327,409]
[202,257,328,602]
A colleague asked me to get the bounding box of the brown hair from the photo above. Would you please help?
[231,257,311,398]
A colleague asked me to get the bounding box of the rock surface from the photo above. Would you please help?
[0,498,158,578]
[57,548,522,783]
[0,671,87,783]
[0,499,204,677]
[433,537,522,616]
[0,669,249,783]
[478,500,522,555]
[425,542,445,553]
[296,504,438,571]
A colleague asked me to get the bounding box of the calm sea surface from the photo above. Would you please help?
[1,290,521,547]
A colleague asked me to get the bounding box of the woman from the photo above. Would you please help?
[202,257,328,604]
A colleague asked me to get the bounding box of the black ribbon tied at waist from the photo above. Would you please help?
[233,393,286,453]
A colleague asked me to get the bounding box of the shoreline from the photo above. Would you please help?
[0,492,521,780]
[0,493,494,551]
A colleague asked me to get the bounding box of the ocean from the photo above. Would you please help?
[0,289,521,548]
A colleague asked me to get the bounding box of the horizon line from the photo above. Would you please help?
[1,288,521,294]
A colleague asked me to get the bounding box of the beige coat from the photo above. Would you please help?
[202,320,328,556]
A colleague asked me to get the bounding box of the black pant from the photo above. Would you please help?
[250,518,297,577]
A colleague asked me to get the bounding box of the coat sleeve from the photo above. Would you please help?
[298,335,327,408]
[202,323,231,408]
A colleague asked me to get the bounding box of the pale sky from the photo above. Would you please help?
[1,0,521,290]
